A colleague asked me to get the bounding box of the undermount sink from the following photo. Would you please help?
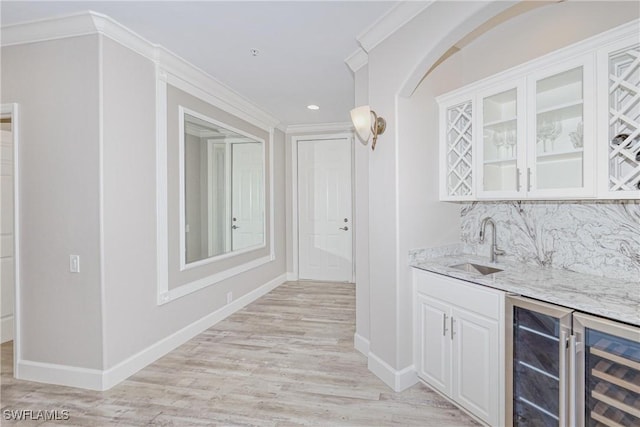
[449,262,503,276]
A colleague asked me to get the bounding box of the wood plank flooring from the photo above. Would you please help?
[0,281,479,426]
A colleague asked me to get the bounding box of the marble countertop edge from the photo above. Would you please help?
[409,246,640,327]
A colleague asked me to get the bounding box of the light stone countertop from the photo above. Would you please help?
[409,245,640,327]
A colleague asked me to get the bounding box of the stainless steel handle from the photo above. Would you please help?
[559,331,568,427]
[516,168,521,191]
[338,226,349,231]
[450,317,455,340]
[569,335,577,427]
[442,314,448,336]
[527,167,532,192]
[232,225,239,230]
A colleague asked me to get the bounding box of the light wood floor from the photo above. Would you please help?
[1,281,478,426]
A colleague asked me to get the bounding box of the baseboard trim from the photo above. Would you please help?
[367,351,418,392]
[353,332,370,356]
[286,272,298,281]
[1,314,14,343]
[16,359,103,390]
[17,273,287,391]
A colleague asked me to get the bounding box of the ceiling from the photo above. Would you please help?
[1,1,399,127]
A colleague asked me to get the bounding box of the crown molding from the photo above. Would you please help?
[345,47,369,73]
[1,11,281,129]
[357,1,435,53]
[286,122,353,135]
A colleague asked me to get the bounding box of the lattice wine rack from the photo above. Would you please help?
[446,101,473,197]
[608,44,640,192]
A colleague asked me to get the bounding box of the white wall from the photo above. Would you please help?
[359,0,639,387]
[1,35,104,369]
[1,30,287,387]
[354,65,370,351]
[101,36,287,371]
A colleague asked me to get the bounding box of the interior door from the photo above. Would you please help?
[298,138,352,282]
[231,142,264,251]
[1,112,14,344]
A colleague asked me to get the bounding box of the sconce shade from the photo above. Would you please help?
[350,105,386,150]
[350,105,373,144]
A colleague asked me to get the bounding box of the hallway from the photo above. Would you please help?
[1,281,478,426]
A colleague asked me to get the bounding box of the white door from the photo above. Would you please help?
[0,114,15,344]
[298,138,352,282]
[231,142,264,251]
[452,306,500,426]
[416,293,452,395]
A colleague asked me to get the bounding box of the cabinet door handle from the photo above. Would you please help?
[450,317,455,340]
[516,168,520,191]
[527,167,532,192]
[442,313,448,336]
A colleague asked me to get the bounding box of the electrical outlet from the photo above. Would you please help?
[69,255,80,273]
[226,291,233,304]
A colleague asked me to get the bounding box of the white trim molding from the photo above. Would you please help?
[105,273,286,389]
[353,332,370,356]
[1,103,21,378]
[155,60,276,305]
[286,122,353,135]
[367,351,418,393]
[16,273,287,391]
[345,48,369,73]
[356,1,435,53]
[1,11,281,131]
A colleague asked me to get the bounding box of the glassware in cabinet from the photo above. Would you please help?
[479,85,522,196]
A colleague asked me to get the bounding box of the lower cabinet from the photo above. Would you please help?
[413,268,505,426]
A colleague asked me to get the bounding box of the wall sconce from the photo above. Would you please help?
[350,105,386,150]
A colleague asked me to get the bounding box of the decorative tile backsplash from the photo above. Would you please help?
[461,201,640,282]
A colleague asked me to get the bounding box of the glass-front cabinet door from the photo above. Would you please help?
[598,37,640,199]
[527,56,595,198]
[477,81,525,198]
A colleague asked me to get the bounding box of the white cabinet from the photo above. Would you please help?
[438,20,639,201]
[439,96,475,200]
[526,57,595,199]
[477,80,524,199]
[597,35,640,199]
[413,269,505,426]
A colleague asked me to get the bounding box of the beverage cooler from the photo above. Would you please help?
[506,296,640,426]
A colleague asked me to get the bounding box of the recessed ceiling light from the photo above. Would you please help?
[307,105,320,110]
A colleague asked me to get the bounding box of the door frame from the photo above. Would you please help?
[290,133,355,282]
[1,103,21,376]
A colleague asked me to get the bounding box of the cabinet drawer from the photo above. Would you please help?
[414,269,504,320]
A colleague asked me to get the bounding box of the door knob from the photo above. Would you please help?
[232,225,240,229]
[338,226,349,231]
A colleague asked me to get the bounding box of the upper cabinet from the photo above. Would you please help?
[477,80,524,198]
[438,20,639,201]
[597,35,640,199]
[440,95,475,200]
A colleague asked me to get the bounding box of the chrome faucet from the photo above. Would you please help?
[479,217,505,263]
